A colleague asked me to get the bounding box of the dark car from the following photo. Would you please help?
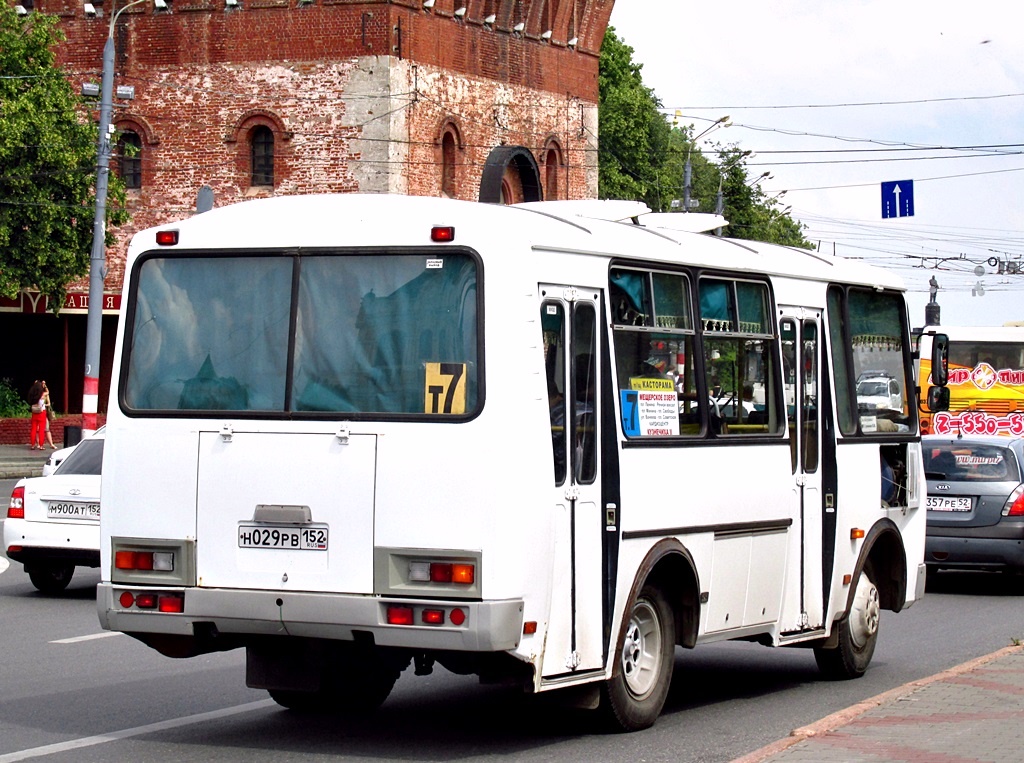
[923,434,1024,575]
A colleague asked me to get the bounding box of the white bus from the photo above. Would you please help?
[98,194,946,731]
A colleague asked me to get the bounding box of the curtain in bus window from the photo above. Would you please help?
[292,253,478,415]
[652,272,692,330]
[736,282,768,334]
[699,280,733,331]
[610,269,651,326]
[123,256,291,411]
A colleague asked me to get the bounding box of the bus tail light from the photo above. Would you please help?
[409,560,475,585]
[8,486,24,519]
[115,550,175,572]
[387,606,415,625]
[1002,485,1024,516]
[117,590,184,612]
[386,604,468,627]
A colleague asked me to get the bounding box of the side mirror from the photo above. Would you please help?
[931,333,949,387]
[927,385,950,413]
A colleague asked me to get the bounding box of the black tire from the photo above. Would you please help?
[28,563,74,594]
[814,568,880,680]
[269,653,406,714]
[600,584,675,732]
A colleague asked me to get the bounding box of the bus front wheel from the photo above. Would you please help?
[814,568,880,680]
[601,584,675,731]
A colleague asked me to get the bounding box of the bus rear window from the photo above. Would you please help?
[122,251,480,417]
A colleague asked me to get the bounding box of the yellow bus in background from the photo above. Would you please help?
[919,326,1024,436]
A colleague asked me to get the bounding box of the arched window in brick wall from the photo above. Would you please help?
[442,131,457,198]
[116,130,142,189]
[542,139,563,200]
[251,126,274,187]
[437,119,464,199]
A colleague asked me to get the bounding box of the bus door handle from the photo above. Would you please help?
[565,485,580,502]
[336,423,351,445]
[220,424,233,442]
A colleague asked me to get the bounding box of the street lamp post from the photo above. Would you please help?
[682,115,730,213]
[83,0,146,434]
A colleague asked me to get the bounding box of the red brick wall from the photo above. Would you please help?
[33,0,611,297]
[0,415,107,446]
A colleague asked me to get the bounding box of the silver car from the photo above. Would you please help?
[924,434,1024,575]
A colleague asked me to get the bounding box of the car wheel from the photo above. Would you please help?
[28,563,75,594]
[600,584,675,731]
[814,567,880,680]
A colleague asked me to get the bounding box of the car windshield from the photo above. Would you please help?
[54,439,104,476]
[924,443,1020,482]
[857,381,888,396]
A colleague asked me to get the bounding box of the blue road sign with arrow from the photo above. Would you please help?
[881,180,914,218]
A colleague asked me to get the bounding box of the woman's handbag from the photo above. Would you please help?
[30,404,42,414]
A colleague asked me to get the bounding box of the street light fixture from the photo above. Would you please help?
[82,0,148,434]
[747,171,772,188]
[683,115,730,213]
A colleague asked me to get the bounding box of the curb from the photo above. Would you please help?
[732,643,1024,763]
[0,467,42,480]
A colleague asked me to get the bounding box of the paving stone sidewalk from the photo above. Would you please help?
[736,645,1024,763]
[0,443,52,479]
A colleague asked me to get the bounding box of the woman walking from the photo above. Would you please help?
[27,380,47,450]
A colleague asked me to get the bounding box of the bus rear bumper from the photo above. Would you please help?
[97,583,524,653]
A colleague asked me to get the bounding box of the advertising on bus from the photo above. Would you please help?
[919,326,1024,436]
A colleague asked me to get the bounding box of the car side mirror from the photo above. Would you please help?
[927,385,950,412]
[930,333,949,387]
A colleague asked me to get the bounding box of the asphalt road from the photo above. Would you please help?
[2,547,1023,763]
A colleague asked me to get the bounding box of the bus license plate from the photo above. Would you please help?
[237,524,329,551]
[926,496,972,512]
[47,502,100,519]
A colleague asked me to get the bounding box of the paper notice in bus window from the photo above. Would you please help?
[628,377,675,392]
[620,389,680,437]
[424,362,467,414]
[426,259,444,269]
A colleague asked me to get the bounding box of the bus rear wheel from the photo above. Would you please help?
[600,584,675,731]
[814,568,880,680]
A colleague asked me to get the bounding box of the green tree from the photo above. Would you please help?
[598,29,812,249]
[0,5,128,309]
[598,28,673,210]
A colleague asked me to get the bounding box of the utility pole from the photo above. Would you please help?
[83,0,145,434]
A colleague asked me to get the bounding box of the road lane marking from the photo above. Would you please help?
[50,632,124,644]
[0,699,276,762]
[0,558,9,574]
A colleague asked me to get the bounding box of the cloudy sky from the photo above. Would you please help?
[607,0,1024,328]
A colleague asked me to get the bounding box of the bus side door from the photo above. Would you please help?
[539,286,605,678]
[780,309,825,631]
